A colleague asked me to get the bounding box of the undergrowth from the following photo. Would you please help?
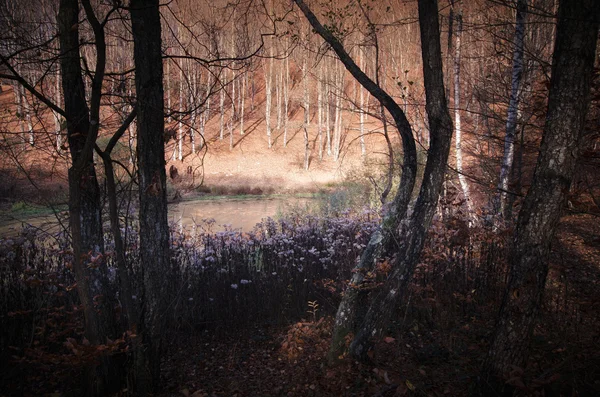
[0,208,597,395]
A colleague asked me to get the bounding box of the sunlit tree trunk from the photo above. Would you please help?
[317,66,323,160]
[230,67,235,150]
[359,47,366,157]
[284,46,289,144]
[302,56,310,170]
[265,52,273,148]
[276,62,282,130]
[239,72,246,135]
[325,60,332,156]
[178,63,184,161]
[452,10,473,222]
[190,67,197,154]
[333,63,342,162]
[495,0,528,221]
[53,70,63,151]
[219,78,225,140]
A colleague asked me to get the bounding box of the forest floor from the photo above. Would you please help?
[154,213,600,397]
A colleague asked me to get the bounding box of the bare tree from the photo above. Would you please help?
[481,0,598,392]
[495,0,528,221]
[130,0,170,392]
[292,0,452,362]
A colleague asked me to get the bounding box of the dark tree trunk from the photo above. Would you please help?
[349,0,453,359]
[292,0,419,363]
[130,0,170,393]
[58,0,118,394]
[481,0,598,392]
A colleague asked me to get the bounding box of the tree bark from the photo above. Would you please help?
[348,0,453,359]
[495,0,528,221]
[130,0,170,393]
[265,37,273,148]
[452,10,474,222]
[481,0,598,391]
[292,0,419,363]
[59,0,118,393]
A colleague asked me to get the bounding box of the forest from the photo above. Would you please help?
[0,0,599,395]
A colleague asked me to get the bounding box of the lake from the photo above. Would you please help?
[0,196,315,237]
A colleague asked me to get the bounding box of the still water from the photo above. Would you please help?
[0,197,313,237]
[168,197,312,232]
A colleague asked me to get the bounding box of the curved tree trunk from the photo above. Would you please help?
[349,0,453,359]
[481,0,598,392]
[292,0,420,363]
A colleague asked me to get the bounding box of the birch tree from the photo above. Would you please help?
[495,0,528,221]
[452,7,474,222]
[481,0,598,392]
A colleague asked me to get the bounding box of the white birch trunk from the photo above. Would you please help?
[53,71,63,151]
[276,65,282,130]
[325,60,331,156]
[190,68,197,154]
[178,65,184,161]
[265,44,274,148]
[303,57,310,169]
[453,12,473,221]
[333,65,342,162]
[239,72,246,135]
[496,0,527,219]
[359,48,366,156]
[283,50,289,146]
[230,68,235,150]
[166,58,172,124]
[317,66,323,160]
[219,81,225,141]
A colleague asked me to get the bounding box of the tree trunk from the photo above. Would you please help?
[53,70,63,151]
[348,0,453,359]
[303,56,310,169]
[178,64,184,161]
[325,60,332,156]
[130,0,170,393]
[452,10,474,223]
[292,0,419,363]
[59,0,118,394]
[230,67,235,150]
[219,75,225,140]
[265,35,274,148]
[190,67,197,153]
[239,72,246,135]
[359,47,366,157]
[317,66,323,160]
[480,0,598,392]
[284,48,289,145]
[495,0,528,221]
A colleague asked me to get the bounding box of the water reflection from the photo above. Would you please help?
[167,197,312,232]
[0,197,314,237]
